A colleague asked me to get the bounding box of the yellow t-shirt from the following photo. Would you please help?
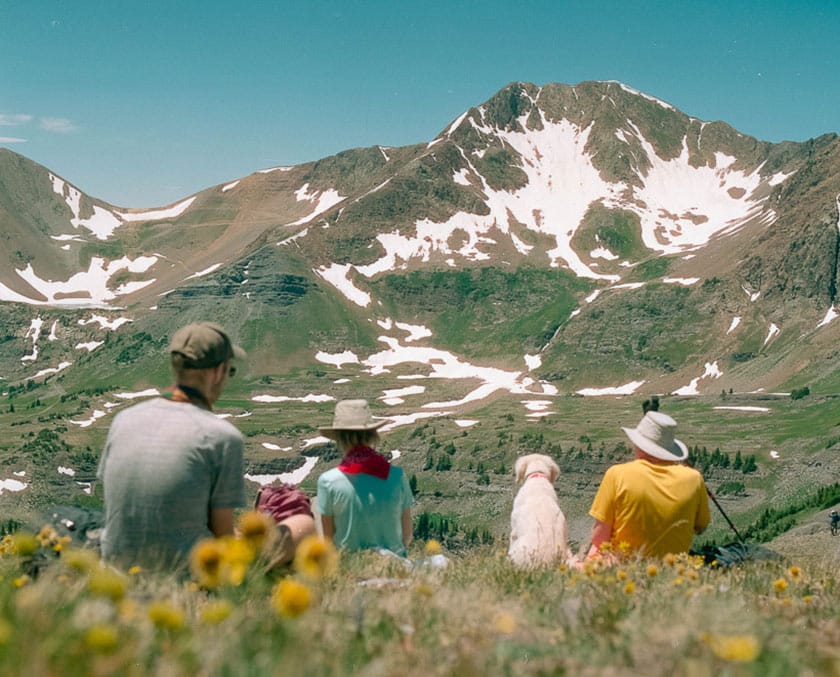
[589,459,710,557]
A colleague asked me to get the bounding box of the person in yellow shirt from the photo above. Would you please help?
[587,410,710,559]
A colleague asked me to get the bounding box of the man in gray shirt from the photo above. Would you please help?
[97,322,247,568]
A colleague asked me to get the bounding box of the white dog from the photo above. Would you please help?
[508,453,572,567]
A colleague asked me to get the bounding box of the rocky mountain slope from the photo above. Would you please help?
[2,81,838,399]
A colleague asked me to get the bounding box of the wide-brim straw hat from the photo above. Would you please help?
[319,399,386,440]
[621,411,688,462]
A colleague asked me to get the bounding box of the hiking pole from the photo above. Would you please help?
[705,485,745,544]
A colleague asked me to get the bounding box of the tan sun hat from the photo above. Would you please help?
[319,399,386,440]
[170,322,246,369]
[621,411,688,462]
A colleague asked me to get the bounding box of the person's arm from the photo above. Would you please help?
[401,508,413,548]
[209,508,235,537]
[321,514,336,543]
[587,519,612,558]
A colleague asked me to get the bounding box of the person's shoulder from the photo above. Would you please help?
[111,397,166,424]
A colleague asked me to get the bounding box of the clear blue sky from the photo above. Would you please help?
[2,1,838,207]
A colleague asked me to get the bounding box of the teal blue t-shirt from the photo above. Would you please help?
[317,466,414,556]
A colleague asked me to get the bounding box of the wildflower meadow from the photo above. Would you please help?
[0,513,837,675]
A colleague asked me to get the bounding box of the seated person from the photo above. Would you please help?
[316,400,413,556]
[587,410,710,560]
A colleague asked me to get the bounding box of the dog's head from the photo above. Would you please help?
[514,453,559,484]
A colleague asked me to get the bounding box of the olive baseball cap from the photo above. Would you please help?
[169,322,245,368]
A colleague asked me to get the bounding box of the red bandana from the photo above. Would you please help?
[338,445,391,480]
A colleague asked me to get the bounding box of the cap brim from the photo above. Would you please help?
[622,427,688,462]
[232,345,246,360]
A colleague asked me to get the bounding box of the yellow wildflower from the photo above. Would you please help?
[220,536,255,586]
[36,526,59,547]
[272,578,312,618]
[127,565,142,576]
[87,567,127,602]
[624,581,636,595]
[663,553,677,567]
[414,582,435,597]
[84,624,119,654]
[687,570,698,581]
[200,599,234,625]
[617,541,632,555]
[52,535,71,553]
[10,533,38,557]
[788,566,802,580]
[63,547,100,573]
[424,539,442,555]
[703,633,760,663]
[646,564,658,578]
[147,601,185,631]
[803,595,813,604]
[772,578,788,594]
[494,612,517,634]
[294,535,338,581]
[617,570,627,580]
[13,575,30,588]
[237,510,274,551]
[189,538,226,588]
[673,577,684,586]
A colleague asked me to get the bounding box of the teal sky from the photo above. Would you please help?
[2,1,838,207]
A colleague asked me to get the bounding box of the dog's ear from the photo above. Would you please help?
[514,455,527,483]
[547,457,560,483]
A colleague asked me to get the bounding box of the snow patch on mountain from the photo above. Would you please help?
[21,318,43,362]
[79,315,132,331]
[48,174,123,239]
[672,361,722,395]
[116,197,195,223]
[764,323,780,345]
[186,263,222,280]
[625,130,767,253]
[817,306,837,328]
[727,317,741,334]
[315,264,370,307]
[662,277,700,286]
[576,381,645,396]
[381,385,425,405]
[28,361,72,380]
[395,322,432,342]
[315,350,360,368]
[0,256,157,308]
[289,183,345,226]
[76,341,104,352]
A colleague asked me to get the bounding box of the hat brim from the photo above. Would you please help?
[232,344,246,360]
[622,426,688,462]
[319,421,387,440]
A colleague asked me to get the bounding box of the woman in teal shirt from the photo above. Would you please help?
[317,400,414,556]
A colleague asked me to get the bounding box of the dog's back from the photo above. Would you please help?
[508,454,571,566]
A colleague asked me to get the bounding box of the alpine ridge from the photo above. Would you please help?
[1,79,839,402]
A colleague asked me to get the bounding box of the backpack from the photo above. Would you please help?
[255,484,313,524]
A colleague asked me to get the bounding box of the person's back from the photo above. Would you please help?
[318,465,411,556]
[97,322,246,569]
[588,411,710,560]
[99,397,244,567]
[316,400,414,557]
[591,458,708,557]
